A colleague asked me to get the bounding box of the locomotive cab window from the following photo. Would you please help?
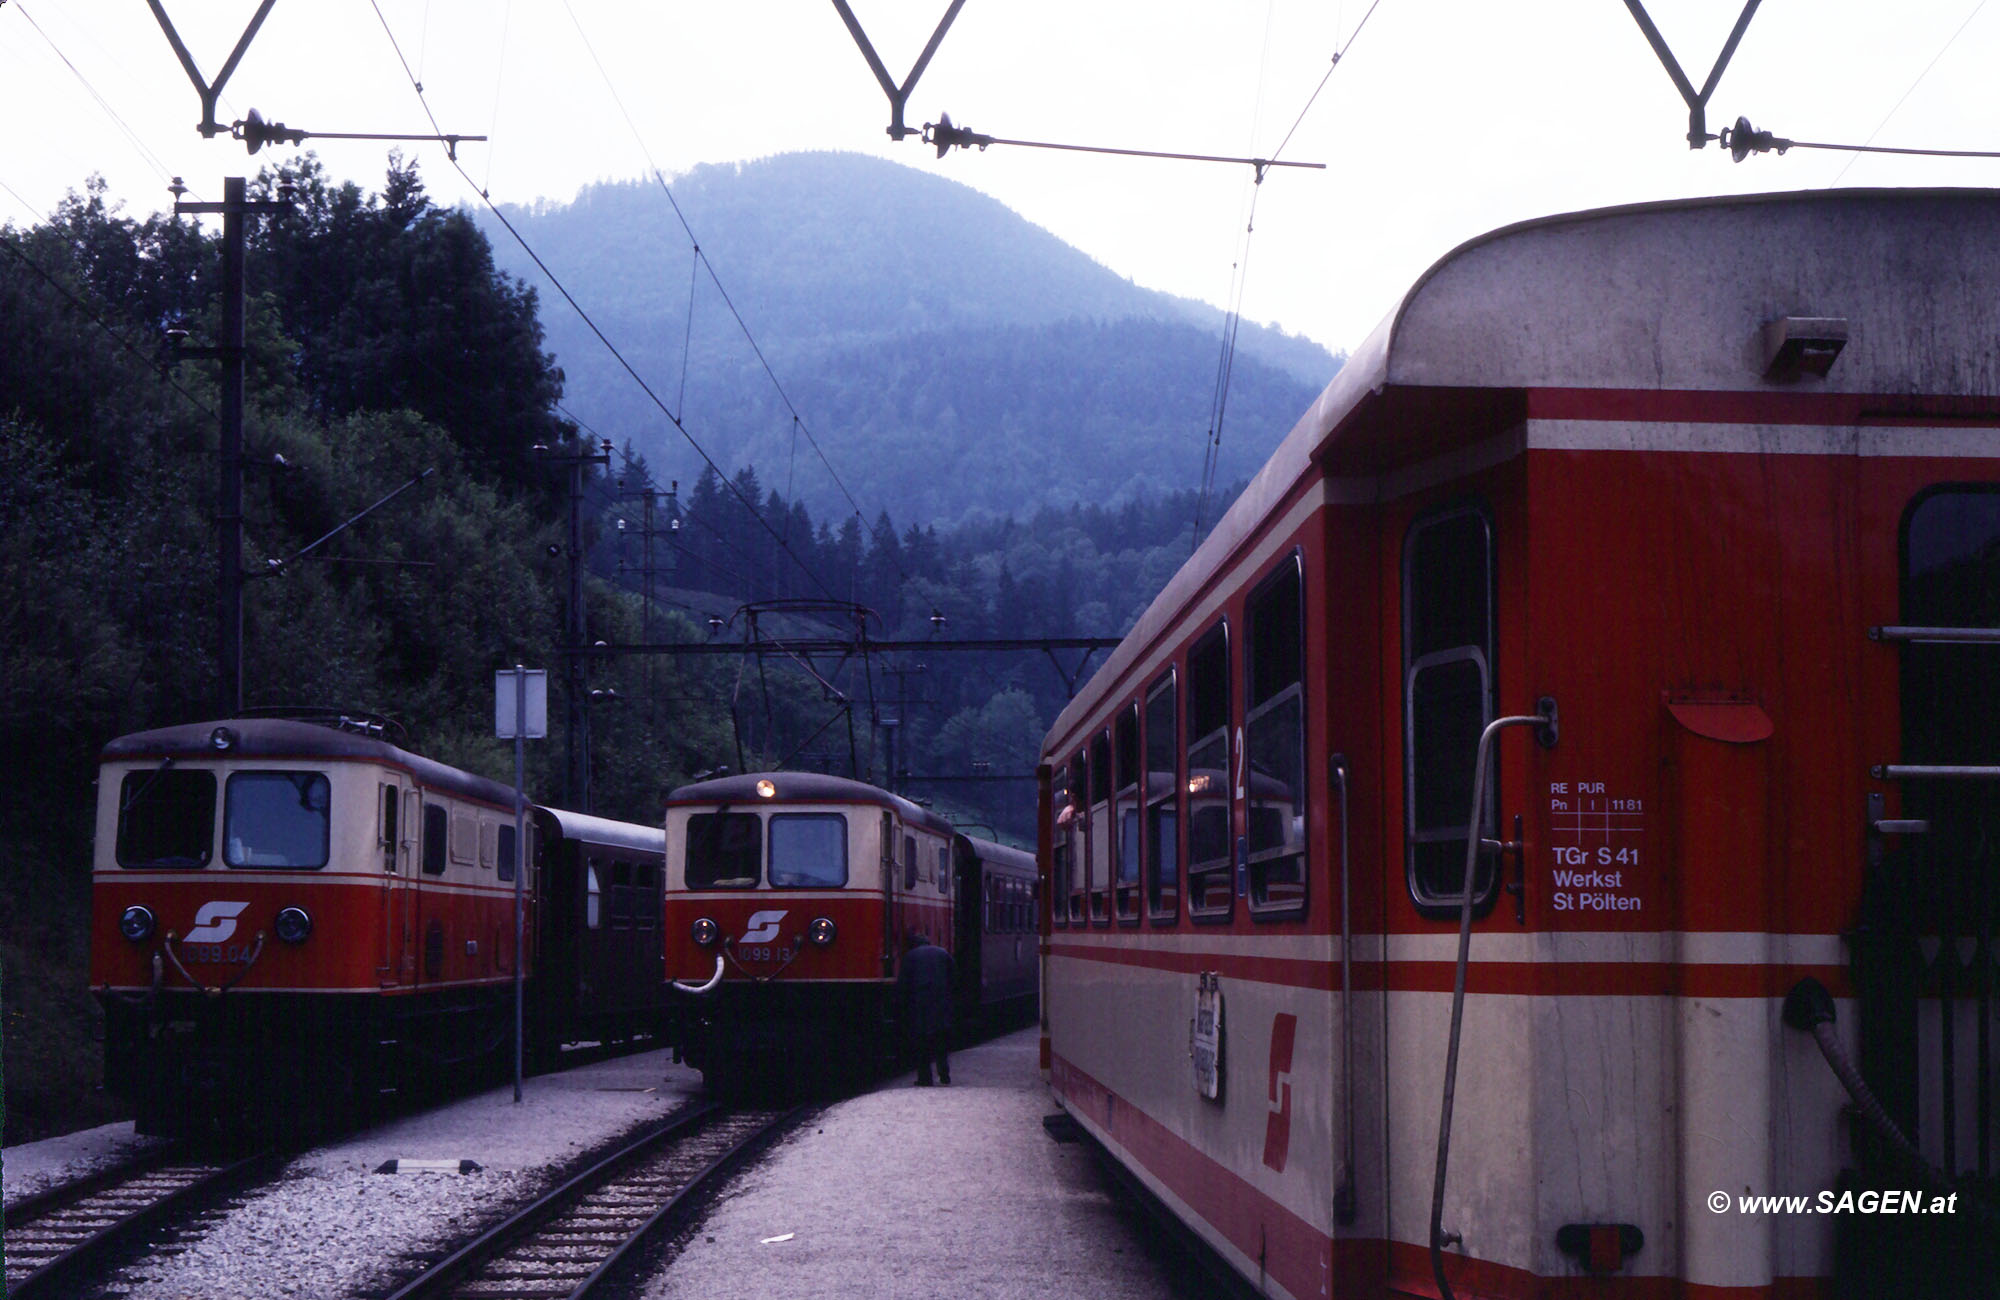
[379,783,399,872]
[422,802,448,875]
[1114,704,1141,922]
[770,813,848,887]
[686,812,761,888]
[1403,504,1497,912]
[1246,554,1307,917]
[1145,670,1180,923]
[586,863,602,928]
[497,822,517,882]
[116,767,217,869]
[224,771,331,869]
[1186,624,1233,918]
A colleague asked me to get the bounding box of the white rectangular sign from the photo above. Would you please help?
[494,669,547,739]
[1192,972,1224,1101]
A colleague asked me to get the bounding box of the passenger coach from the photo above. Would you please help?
[1038,189,2000,1299]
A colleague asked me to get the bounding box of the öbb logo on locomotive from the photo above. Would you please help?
[182,899,250,944]
[739,910,788,945]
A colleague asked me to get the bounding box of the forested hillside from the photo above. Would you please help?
[483,152,1335,522]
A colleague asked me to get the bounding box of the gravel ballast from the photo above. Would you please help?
[4,1048,696,1299]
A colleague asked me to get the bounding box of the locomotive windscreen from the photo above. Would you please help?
[116,767,216,869]
[223,771,331,869]
[768,814,847,887]
[685,811,761,888]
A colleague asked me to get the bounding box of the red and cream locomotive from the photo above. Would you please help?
[663,771,1035,1091]
[1038,189,2000,1298]
[91,713,668,1132]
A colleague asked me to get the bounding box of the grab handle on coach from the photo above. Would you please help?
[1431,697,1559,1300]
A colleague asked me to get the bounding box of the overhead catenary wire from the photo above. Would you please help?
[1830,0,1988,185]
[362,0,842,606]
[10,1,184,191]
[556,0,914,594]
[1192,2,1380,552]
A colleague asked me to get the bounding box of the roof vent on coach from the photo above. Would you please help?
[1762,316,1847,381]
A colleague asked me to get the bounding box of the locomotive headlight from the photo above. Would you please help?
[692,917,720,947]
[273,906,313,945]
[209,725,236,751]
[754,778,776,799]
[119,905,156,942]
[808,916,837,947]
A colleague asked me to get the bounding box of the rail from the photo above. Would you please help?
[383,1102,802,1300]
[4,1148,287,1299]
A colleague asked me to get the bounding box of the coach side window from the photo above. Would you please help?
[611,860,634,927]
[1403,504,1497,911]
[1113,704,1141,921]
[1088,731,1113,923]
[1051,767,1071,927]
[1186,624,1233,917]
[1145,670,1180,922]
[422,802,448,876]
[1067,755,1087,922]
[1900,486,2000,898]
[636,862,659,929]
[1247,553,1308,916]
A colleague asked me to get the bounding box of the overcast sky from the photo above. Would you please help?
[4,2,1998,358]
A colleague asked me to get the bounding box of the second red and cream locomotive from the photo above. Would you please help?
[663,770,1035,1090]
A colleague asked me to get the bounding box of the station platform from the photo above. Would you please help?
[646,1025,1210,1300]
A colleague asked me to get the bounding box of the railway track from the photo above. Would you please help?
[383,1101,802,1300]
[3,1145,288,1299]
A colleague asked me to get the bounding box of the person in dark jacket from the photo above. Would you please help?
[896,931,956,1086]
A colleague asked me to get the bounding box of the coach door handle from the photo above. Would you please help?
[1482,814,1526,926]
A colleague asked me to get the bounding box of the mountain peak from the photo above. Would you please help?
[480,150,1338,523]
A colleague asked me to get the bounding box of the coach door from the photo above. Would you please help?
[1386,499,1540,1292]
[1853,486,2000,1267]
